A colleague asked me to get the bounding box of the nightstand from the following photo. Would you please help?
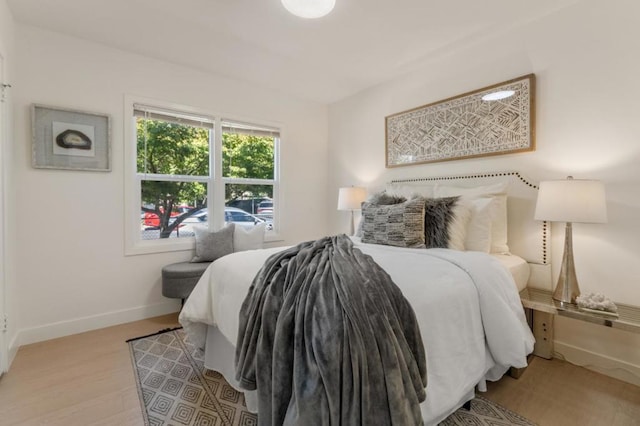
[519,288,640,359]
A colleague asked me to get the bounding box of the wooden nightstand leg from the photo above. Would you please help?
[531,309,554,359]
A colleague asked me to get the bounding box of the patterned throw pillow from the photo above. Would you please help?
[191,223,235,262]
[423,196,470,250]
[361,197,426,248]
[355,191,407,237]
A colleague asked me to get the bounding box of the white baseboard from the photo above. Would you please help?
[8,332,19,368]
[554,340,640,387]
[15,301,180,347]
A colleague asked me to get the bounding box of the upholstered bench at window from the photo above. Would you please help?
[161,261,211,304]
[162,222,266,305]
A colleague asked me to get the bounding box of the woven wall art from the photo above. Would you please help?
[385,74,535,167]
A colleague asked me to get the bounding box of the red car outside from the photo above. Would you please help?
[142,210,179,227]
[142,205,196,227]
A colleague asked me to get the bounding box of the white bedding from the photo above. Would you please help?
[493,253,530,292]
[180,240,534,425]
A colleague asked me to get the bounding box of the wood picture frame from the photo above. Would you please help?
[385,74,535,167]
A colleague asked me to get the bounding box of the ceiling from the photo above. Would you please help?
[7,0,579,104]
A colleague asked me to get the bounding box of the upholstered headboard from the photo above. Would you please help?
[391,171,553,290]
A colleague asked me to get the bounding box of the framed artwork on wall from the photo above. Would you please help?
[32,104,111,172]
[385,74,535,168]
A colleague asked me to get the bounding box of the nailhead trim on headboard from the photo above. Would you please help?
[391,171,548,264]
[392,171,538,188]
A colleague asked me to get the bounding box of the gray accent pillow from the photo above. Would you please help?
[191,223,235,263]
[361,197,425,248]
[355,191,407,237]
[423,196,470,250]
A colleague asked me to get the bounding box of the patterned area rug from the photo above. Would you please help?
[128,328,256,425]
[128,329,535,426]
[439,396,536,425]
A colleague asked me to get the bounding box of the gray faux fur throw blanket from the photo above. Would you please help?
[235,234,427,426]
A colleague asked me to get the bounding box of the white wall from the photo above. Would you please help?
[0,0,15,370]
[328,0,640,385]
[10,25,329,350]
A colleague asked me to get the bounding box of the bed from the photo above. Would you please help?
[180,171,550,425]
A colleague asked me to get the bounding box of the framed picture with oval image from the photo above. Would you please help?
[31,104,111,171]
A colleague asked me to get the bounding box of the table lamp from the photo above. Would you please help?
[337,186,367,236]
[534,176,607,304]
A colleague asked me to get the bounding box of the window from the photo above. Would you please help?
[125,99,279,254]
[222,120,277,230]
[135,105,211,242]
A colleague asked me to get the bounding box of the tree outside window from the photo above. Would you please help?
[138,119,209,239]
[222,130,275,221]
[134,107,278,242]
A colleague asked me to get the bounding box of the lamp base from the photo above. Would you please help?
[349,210,355,236]
[553,222,580,305]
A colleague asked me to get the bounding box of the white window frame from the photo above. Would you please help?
[219,119,280,236]
[124,95,281,255]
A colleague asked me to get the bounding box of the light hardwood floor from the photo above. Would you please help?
[485,356,640,426]
[0,313,181,426]
[0,314,639,425]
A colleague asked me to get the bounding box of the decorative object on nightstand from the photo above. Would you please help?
[534,176,607,304]
[337,186,367,236]
[576,293,619,317]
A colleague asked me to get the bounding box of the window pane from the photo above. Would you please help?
[222,131,274,179]
[225,184,273,230]
[137,117,210,176]
[128,103,281,254]
[140,180,207,240]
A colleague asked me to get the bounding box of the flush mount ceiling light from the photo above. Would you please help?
[281,0,336,18]
[481,90,515,101]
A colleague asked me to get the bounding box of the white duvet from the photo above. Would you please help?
[180,239,535,425]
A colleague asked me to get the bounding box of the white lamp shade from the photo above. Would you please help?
[281,0,336,18]
[337,186,366,211]
[535,178,607,223]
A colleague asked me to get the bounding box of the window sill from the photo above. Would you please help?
[125,238,195,256]
[125,231,283,256]
[264,232,285,244]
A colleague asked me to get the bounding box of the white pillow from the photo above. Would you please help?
[463,197,494,253]
[385,182,436,199]
[233,223,266,252]
[435,181,509,253]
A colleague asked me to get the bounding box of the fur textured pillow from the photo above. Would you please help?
[361,197,426,248]
[191,223,235,262]
[434,181,509,253]
[368,191,407,205]
[423,197,470,250]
